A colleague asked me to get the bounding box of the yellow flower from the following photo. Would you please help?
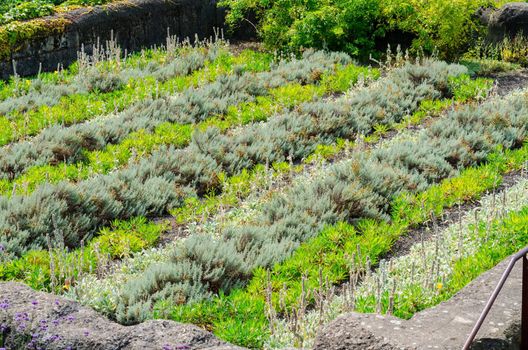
[436,282,443,290]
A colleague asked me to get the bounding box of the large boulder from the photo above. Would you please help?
[0,282,244,350]
[482,2,528,42]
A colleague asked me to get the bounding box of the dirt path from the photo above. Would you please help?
[490,69,528,95]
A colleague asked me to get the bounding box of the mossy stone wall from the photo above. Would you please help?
[0,0,247,79]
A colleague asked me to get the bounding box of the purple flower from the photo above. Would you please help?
[66,315,75,322]
[31,300,39,307]
[47,334,61,342]
[0,299,9,310]
[14,312,30,322]
[83,330,90,337]
[175,344,190,350]
[0,244,5,252]
[163,345,172,350]
[52,319,60,326]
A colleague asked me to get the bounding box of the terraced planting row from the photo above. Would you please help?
[67,73,528,349]
[0,63,372,196]
[0,49,349,182]
[122,87,528,348]
[0,57,467,257]
[0,40,245,145]
[1,42,526,350]
[1,70,488,294]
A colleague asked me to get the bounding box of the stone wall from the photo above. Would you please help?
[480,2,528,43]
[0,0,252,79]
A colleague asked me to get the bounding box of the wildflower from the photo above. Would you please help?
[14,312,29,322]
[48,334,61,342]
[31,300,39,307]
[0,299,9,310]
[436,282,443,290]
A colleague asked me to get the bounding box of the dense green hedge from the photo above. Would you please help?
[220,0,511,59]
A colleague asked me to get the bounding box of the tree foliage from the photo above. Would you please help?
[220,0,507,59]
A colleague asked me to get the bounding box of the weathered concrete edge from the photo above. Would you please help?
[314,252,522,350]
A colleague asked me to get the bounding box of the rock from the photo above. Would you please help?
[484,2,528,42]
[0,282,244,350]
[313,313,399,350]
[314,253,522,349]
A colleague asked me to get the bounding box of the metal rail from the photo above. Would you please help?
[462,246,528,350]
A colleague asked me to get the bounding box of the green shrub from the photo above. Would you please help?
[220,0,384,59]
[220,0,509,59]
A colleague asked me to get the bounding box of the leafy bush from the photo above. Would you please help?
[464,33,528,68]
[221,0,384,58]
[0,0,113,25]
[220,0,508,59]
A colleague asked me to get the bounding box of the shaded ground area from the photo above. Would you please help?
[490,69,528,95]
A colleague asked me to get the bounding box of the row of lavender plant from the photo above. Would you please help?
[112,85,527,330]
[0,35,215,117]
[0,58,463,260]
[0,50,340,181]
